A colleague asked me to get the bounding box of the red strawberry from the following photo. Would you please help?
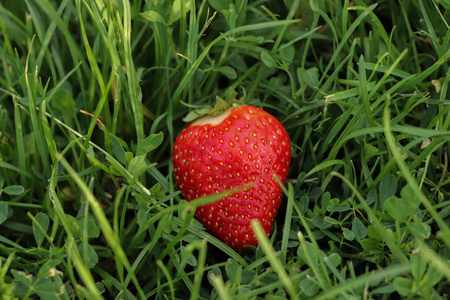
[173,105,291,251]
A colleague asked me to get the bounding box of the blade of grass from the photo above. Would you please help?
[252,219,298,299]
[48,166,102,299]
[187,240,207,300]
[383,103,450,247]
[33,0,88,92]
[12,98,29,184]
[314,4,376,100]
[280,183,294,265]
[123,213,169,290]
[416,0,444,56]
[315,264,409,300]
[82,72,114,150]
[120,0,144,143]
[42,109,152,199]
[27,211,84,299]
[348,5,398,60]
[171,19,299,104]
[24,38,51,176]
[75,0,105,92]
[358,55,375,127]
[56,153,146,300]
[397,48,450,93]
[156,260,176,300]
[209,270,232,300]
[272,0,300,52]
[418,242,450,282]
[39,100,57,165]
[330,171,409,263]
[66,236,104,299]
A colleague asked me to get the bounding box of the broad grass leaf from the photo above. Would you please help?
[3,185,25,196]
[261,52,278,68]
[230,55,248,72]
[225,257,255,285]
[279,44,295,65]
[366,189,377,206]
[321,192,331,210]
[169,0,191,24]
[37,259,60,279]
[297,241,318,266]
[96,282,106,294]
[207,267,223,287]
[298,195,309,214]
[409,222,431,240]
[35,282,62,300]
[0,202,8,225]
[66,215,81,238]
[312,215,332,229]
[33,212,50,247]
[80,217,100,239]
[393,277,412,296]
[78,244,98,269]
[342,227,355,241]
[20,98,42,109]
[128,155,148,178]
[383,196,409,222]
[359,238,380,251]
[322,229,340,242]
[410,253,427,281]
[136,132,164,156]
[328,253,342,267]
[423,266,444,288]
[180,246,198,267]
[11,269,34,286]
[208,0,231,12]
[400,185,420,213]
[297,67,319,88]
[372,285,396,294]
[352,217,367,240]
[299,277,320,297]
[225,258,240,284]
[236,287,251,297]
[241,269,256,284]
[216,66,237,79]
[367,225,383,241]
[329,204,351,212]
[111,136,127,164]
[323,216,340,225]
[140,10,166,24]
[19,73,43,94]
[49,89,76,117]
[364,143,379,159]
[379,174,397,208]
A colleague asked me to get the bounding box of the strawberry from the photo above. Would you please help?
[173,105,291,251]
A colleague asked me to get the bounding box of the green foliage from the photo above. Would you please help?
[1,0,450,299]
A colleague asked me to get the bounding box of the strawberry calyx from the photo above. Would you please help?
[182,88,246,122]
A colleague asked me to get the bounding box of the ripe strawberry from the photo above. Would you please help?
[173,105,291,251]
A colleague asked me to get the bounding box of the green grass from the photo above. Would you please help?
[1,0,450,299]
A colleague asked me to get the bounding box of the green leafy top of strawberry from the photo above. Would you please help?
[181,88,245,123]
[173,104,291,251]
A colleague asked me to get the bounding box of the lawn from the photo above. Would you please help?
[1,0,450,299]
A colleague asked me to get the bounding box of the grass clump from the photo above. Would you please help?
[1,0,450,299]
